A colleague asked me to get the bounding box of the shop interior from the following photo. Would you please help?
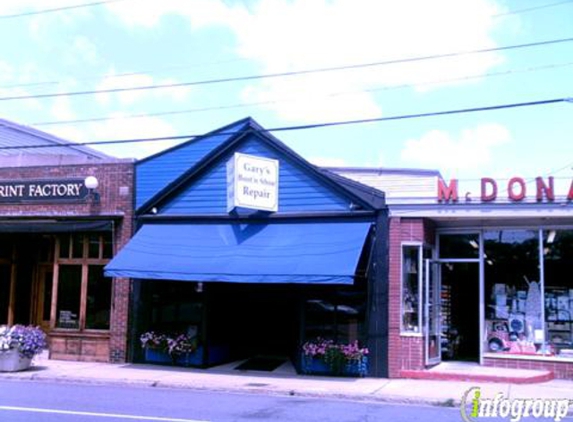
[136,276,368,372]
[440,262,480,362]
[0,232,113,333]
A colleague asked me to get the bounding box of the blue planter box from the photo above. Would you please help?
[300,354,369,377]
[144,346,228,367]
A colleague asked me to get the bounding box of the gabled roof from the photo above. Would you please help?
[136,118,252,209]
[0,118,112,161]
[319,168,386,210]
[136,117,386,214]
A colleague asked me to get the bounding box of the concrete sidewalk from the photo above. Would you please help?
[1,354,572,409]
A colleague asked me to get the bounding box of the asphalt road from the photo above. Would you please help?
[0,379,568,422]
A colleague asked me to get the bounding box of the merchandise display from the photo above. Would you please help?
[486,282,573,357]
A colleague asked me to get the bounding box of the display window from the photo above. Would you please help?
[401,244,422,334]
[54,233,113,331]
[480,229,573,360]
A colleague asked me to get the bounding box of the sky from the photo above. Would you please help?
[0,0,572,191]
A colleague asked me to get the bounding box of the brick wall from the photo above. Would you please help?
[484,357,573,379]
[0,161,134,362]
[388,217,434,377]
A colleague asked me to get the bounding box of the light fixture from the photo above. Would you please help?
[469,239,479,249]
[547,230,556,244]
[195,282,204,293]
[84,176,100,204]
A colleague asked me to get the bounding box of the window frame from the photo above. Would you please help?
[51,233,113,333]
[400,242,424,335]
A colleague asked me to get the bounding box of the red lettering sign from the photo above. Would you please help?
[480,177,497,202]
[508,177,526,201]
[438,179,458,202]
[536,177,554,202]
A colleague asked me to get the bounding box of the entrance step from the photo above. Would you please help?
[400,362,554,384]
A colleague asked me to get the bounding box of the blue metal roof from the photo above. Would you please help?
[135,118,251,209]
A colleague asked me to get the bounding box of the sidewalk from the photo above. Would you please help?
[1,354,572,408]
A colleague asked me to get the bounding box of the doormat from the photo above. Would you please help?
[234,356,286,372]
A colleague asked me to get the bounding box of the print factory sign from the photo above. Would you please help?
[0,179,90,203]
[438,176,573,203]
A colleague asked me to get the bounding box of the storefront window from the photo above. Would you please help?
[86,265,112,330]
[56,265,82,329]
[0,265,10,325]
[484,230,541,356]
[88,234,100,259]
[439,233,480,259]
[54,233,113,331]
[402,245,421,333]
[304,288,366,345]
[543,230,573,359]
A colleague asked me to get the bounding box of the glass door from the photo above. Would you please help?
[34,265,53,331]
[424,259,441,366]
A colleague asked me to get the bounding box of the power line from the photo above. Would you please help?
[0,0,128,19]
[2,97,570,150]
[1,0,570,92]
[30,61,573,127]
[493,0,573,17]
[1,37,572,102]
[0,57,248,91]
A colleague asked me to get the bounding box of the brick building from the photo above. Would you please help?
[332,167,573,380]
[0,119,134,363]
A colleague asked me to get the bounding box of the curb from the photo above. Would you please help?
[0,372,461,409]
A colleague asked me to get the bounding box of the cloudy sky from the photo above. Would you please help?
[1,0,572,187]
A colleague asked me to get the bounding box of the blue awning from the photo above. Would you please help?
[104,221,371,284]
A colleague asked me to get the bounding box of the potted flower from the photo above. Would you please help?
[0,325,47,372]
[300,338,369,377]
[140,331,200,366]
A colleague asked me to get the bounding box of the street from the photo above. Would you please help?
[1,379,568,422]
[0,378,453,422]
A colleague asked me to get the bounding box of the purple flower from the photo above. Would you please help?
[0,325,47,359]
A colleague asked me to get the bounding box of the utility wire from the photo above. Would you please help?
[0,1,570,89]
[493,0,573,17]
[1,37,572,102]
[0,0,128,19]
[1,97,570,150]
[30,61,573,127]
[0,57,248,91]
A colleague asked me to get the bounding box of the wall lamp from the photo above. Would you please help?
[84,176,100,204]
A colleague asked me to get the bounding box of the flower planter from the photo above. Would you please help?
[143,346,229,367]
[0,349,32,372]
[300,354,369,377]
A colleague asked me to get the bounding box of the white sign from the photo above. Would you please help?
[227,152,279,212]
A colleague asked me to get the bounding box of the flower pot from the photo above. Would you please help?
[0,349,32,372]
[143,347,205,367]
[300,354,368,377]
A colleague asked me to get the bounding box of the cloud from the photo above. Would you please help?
[70,36,100,66]
[308,156,348,167]
[400,123,511,174]
[106,0,504,122]
[0,0,97,38]
[85,114,180,158]
[95,71,192,106]
[50,96,75,120]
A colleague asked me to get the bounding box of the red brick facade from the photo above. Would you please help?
[484,357,573,379]
[388,216,573,380]
[0,161,134,363]
[388,217,435,378]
